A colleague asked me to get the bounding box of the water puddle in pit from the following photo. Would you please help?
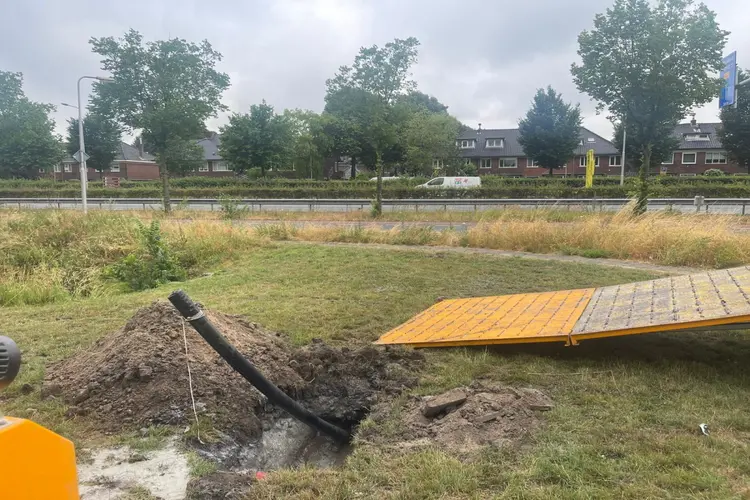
[196,418,352,472]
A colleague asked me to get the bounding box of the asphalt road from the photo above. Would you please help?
[3,198,750,214]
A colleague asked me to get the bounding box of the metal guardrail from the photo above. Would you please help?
[1,197,749,213]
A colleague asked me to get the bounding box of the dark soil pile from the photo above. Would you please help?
[43,301,422,441]
[360,381,554,453]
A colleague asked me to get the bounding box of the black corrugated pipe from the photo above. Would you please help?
[168,290,351,444]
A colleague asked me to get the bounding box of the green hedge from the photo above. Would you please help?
[4,183,750,199]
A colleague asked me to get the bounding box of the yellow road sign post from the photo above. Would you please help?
[585,149,595,188]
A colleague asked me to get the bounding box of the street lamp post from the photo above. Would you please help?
[72,76,114,214]
[620,120,627,186]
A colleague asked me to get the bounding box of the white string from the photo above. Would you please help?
[182,319,205,445]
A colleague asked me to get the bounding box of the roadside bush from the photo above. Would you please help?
[218,195,247,220]
[704,169,725,176]
[108,220,186,291]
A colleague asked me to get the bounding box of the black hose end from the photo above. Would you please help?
[169,290,201,318]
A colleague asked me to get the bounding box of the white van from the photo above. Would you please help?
[416,177,481,189]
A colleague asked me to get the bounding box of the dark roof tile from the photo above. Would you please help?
[457,126,619,158]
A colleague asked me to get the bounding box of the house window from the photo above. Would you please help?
[432,159,444,169]
[662,153,674,165]
[587,137,596,143]
[110,164,120,173]
[705,152,727,164]
[609,155,622,166]
[679,173,697,177]
[579,156,600,167]
[681,152,697,164]
[64,164,72,173]
[198,163,209,172]
[213,161,230,171]
[457,140,476,149]
[54,165,61,173]
[499,158,517,168]
[527,158,540,168]
[479,158,492,169]
[685,134,710,141]
[485,138,504,148]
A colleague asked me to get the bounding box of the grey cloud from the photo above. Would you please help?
[1,0,747,142]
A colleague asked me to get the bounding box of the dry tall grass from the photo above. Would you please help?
[466,208,750,268]
[2,207,749,305]
[251,206,750,269]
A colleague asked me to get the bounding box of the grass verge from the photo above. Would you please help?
[2,243,750,498]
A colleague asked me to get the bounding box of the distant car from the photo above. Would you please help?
[416,177,481,189]
[369,177,402,182]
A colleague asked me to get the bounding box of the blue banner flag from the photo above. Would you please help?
[720,52,737,109]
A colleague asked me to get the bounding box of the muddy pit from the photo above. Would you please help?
[44,302,553,498]
[44,302,422,471]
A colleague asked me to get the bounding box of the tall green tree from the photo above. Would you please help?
[158,138,205,178]
[66,114,122,174]
[219,101,291,176]
[0,71,64,178]
[325,37,420,214]
[396,91,449,114]
[89,29,229,212]
[611,120,679,174]
[403,111,462,176]
[518,86,582,177]
[718,70,750,173]
[572,0,727,213]
[282,109,326,179]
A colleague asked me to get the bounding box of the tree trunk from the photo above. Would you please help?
[160,162,171,214]
[373,152,383,217]
[634,144,652,216]
[350,156,357,181]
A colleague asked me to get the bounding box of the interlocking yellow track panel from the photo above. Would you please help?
[571,267,750,341]
[376,266,750,348]
[375,288,594,347]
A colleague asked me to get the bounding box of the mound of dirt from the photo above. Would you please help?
[361,382,553,453]
[43,301,422,441]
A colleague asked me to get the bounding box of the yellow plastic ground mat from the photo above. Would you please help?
[376,266,750,348]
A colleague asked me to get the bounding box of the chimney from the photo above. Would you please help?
[690,113,697,127]
[477,123,482,135]
[137,137,144,158]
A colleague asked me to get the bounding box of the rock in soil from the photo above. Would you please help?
[361,382,554,454]
[43,301,423,443]
[422,388,468,418]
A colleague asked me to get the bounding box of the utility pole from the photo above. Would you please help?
[74,75,114,214]
[620,119,627,186]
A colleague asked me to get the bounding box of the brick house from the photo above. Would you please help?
[657,121,743,176]
[52,142,158,181]
[195,134,234,177]
[457,126,621,177]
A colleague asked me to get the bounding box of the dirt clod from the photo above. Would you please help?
[362,382,553,454]
[43,301,423,443]
[422,388,468,418]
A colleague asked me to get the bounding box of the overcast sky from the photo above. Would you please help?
[2,0,747,141]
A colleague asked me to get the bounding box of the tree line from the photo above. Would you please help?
[0,0,747,215]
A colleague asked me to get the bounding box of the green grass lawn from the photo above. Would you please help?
[2,243,749,499]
